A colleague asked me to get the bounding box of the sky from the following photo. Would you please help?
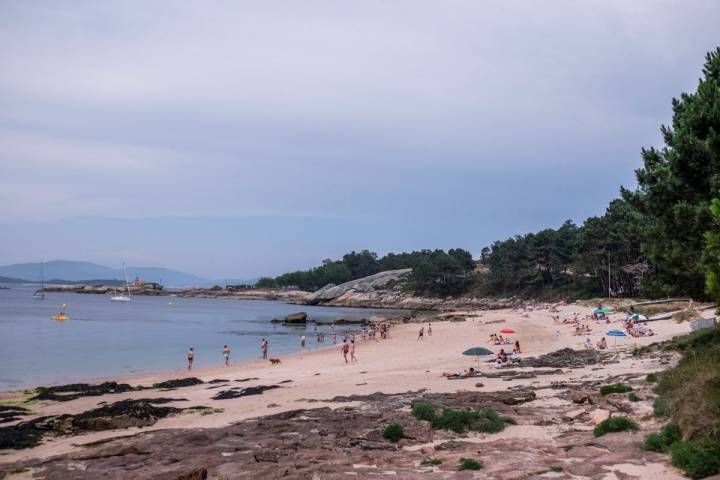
[1,1,719,279]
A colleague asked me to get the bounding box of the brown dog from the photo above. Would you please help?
[269,358,281,365]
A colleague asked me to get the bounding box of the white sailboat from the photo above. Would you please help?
[110,263,131,302]
[33,260,45,299]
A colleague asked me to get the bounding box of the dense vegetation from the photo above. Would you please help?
[643,325,720,479]
[261,48,720,303]
[411,402,515,434]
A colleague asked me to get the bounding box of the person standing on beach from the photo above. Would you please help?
[417,326,424,341]
[223,345,231,366]
[341,340,350,363]
[350,340,357,362]
[300,335,306,347]
[187,347,194,371]
[260,339,268,359]
[427,324,432,336]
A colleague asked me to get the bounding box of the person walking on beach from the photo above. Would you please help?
[341,340,350,363]
[417,326,424,341]
[350,339,357,362]
[223,345,231,366]
[187,347,194,371]
[260,339,268,359]
[427,324,432,336]
[300,335,306,347]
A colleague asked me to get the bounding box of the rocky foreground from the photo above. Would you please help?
[0,346,682,479]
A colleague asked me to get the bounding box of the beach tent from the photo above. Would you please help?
[629,313,648,322]
[463,347,494,367]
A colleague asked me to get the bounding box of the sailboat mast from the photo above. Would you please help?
[123,262,131,297]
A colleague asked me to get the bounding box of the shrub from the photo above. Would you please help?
[646,373,658,382]
[431,407,511,434]
[593,417,638,437]
[412,402,513,434]
[383,423,404,443]
[412,402,435,422]
[628,392,640,402]
[421,458,442,465]
[458,458,483,470]
[653,398,671,417]
[600,383,633,395]
[670,439,720,479]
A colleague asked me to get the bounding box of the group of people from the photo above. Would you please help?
[186,338,270,370]
[488,333,512,345]
[417,324,432,340]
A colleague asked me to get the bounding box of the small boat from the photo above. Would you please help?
[33,260,45,299]
[51,303,68,321]
[110,262,131,302]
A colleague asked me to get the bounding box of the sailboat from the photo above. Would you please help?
[110,263,131,302]
[33,260,45,299]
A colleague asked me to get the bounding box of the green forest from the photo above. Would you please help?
[260,48,720,303]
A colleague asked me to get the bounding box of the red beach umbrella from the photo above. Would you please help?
[500,328,515,334]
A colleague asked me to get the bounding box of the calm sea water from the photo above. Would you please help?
[0,284,401,391]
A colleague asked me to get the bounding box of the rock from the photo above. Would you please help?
[303,269,413,305]
[32,381,139,402]
[590,409,610,425]
[153,378,204,389]
[564,408,587,420]
[284,312,308,323]
[475,383,485,388]
[518,348,600,369]
[570,389,595,404]
[176,468,207,480]
[212,385,280,400]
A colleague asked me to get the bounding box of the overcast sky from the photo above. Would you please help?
[1,1,718,279]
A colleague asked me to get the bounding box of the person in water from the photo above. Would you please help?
[223,345,230,366]
[187,347,194,371]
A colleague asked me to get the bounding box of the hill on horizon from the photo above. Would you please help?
[0,260,214,288]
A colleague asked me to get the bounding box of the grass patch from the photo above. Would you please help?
[643,424,682,453]
[458,458,483,470]
[593,416,638,437]
[420,458,442,466]
[383,423,404,443]
[411,401,515,434]
[562,445,574,451]
[411,402,435,422]
[628,392,640,402]
[653,398,671,417]
[670,438,720,479]
[600,383,633,395]
[646,373,658,382]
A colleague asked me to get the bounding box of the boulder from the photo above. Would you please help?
[284,312,308,323]
[590,409,610,425]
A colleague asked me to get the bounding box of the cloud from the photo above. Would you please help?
[0,0,718,275]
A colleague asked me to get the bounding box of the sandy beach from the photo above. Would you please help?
[0,302,693,479]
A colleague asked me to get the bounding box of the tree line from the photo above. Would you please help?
[260,48,720,304]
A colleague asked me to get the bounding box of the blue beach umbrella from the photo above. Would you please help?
[606,329,626,346]
[463,347,494,367]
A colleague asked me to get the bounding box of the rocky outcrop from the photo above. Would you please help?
[303,269,412,305]
[283,312,308,324]
[299,269,518,310]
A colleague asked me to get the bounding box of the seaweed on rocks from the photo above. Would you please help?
[517,348,600,369]
[0,406,30,424]
[212,385,280,400]
[31,381,139,402]
[152,378,204,389]
[0,398,185,450]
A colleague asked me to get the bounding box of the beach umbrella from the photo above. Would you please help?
[629,313,648,322]
[463,347,494,367]
[500,328,515,334]
[606,329,626,347]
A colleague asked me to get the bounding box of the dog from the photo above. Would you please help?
[269,358,281,365]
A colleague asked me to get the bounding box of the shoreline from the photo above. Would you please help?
[0,303,696,475]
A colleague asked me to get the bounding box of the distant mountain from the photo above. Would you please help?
[0,275,26,284]
[0,261,213,288]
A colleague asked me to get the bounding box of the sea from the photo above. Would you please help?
[0,284,402,391]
